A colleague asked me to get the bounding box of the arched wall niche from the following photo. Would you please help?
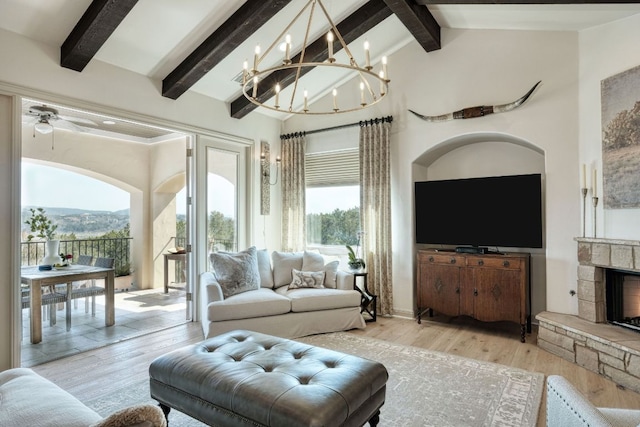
[411,132,548,318]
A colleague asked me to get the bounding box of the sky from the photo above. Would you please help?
[22,163,356,216]
[22,163,129,211]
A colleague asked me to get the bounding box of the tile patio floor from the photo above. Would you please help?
[21,288,189,367]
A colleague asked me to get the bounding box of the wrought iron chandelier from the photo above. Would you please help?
[241,0,390,115]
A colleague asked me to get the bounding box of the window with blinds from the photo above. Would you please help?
[305,148,361,248]
[305,149,359,188]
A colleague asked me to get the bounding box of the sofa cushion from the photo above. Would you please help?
[289,269,325,289]
[0,368,103,427]
[208,288,291,321]
[276,287,361,312]
[302,251,339,288]
[272,251,303,288]
[210,247,260,298]
[257,249,274,288]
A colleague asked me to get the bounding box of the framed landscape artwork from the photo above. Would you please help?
[601,64,640,209]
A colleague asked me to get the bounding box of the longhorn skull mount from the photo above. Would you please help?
[409,81,541,122]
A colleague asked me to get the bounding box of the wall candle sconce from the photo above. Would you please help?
[260,141,281,215]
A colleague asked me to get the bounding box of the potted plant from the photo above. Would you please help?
[346,231,366,272]
[24,207,61,266]
[346,245,366,271]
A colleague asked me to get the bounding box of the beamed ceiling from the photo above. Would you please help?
[3,0,640,122]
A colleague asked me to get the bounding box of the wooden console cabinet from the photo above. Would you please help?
[417,249,531,342]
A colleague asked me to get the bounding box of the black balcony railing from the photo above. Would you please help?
[21,238,133,276]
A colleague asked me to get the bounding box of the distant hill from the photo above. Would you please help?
[21,206,130,237]
[22,206,130,216]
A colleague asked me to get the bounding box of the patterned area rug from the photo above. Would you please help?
[83,332,544,427]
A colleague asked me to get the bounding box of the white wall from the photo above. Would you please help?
[0,28,282,369]
[285,28,581,319]
[579,14,640,241]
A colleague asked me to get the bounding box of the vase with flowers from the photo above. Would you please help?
[25,207,62,266]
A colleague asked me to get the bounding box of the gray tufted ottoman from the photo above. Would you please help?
[149,330,388,426]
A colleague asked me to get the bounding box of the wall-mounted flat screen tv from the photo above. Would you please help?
[414,173,543,249]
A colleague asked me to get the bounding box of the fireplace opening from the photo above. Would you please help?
[606,269,640,331]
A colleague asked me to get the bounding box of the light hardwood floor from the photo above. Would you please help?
[32,315,640,426]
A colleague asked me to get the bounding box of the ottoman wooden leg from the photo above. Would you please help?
[369,409,381,426]
[158,403,171,425]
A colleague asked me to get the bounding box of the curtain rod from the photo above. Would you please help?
[280,115,393,140]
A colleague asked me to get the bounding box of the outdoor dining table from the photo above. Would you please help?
[21,264,115,344]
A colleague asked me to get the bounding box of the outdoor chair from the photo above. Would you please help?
[70,257,114,317]
[69,255,93,310]
[21,286,68,327]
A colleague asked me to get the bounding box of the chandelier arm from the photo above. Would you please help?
[316,0,359,68]
[260,0,314,64]
[289,0,316,111]
[358,68,380,103]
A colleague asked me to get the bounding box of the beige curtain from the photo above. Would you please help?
[281,134,306,251]
[360,119,393,316]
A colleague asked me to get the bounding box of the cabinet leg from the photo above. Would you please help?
[520,324,526,343]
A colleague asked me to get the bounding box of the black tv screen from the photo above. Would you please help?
[415,174,543,249]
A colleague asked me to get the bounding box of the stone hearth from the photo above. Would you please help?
[536,238,640,393]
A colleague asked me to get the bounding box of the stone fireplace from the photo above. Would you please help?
[536,238,640,392]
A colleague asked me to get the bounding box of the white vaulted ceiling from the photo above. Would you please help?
[2,0,640,122]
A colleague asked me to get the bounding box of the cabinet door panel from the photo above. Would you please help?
[420,263,460,316]
[473,268,522,323]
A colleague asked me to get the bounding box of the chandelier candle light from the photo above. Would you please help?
[241,0,390,115]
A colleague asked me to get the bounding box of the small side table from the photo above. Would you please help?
[163,252,186,293]
[353,272,377,322]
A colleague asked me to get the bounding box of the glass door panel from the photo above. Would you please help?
[207,148,239,256]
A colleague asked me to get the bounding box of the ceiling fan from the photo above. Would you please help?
[23,104,96,135]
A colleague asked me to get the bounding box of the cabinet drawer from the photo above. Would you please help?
[419,252,463,265]
[466,256,522,270]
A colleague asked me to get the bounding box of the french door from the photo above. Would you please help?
[193,135,251,294]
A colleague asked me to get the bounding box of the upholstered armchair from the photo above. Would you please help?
[546,375,640,427]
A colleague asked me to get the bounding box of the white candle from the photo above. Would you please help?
[303,89,308,111]
[242,60,248,84]
[285,34,291,63]
[360,82,365,105]
[592,168,597,197]
[379,71,385,95]
[332,88,338,110]
[252,76,259,98]
[382,56,388,80]
[253,44,260,71]
[275,83,280,108]
[327,32,334,60]
[364,40,370,68]
[582,164,586,189]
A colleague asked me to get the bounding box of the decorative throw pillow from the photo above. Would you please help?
[289,269,326,289]
[272,251,303,288]
[256,248,274,288]
[210,247,260,298]
[302,251,339,288]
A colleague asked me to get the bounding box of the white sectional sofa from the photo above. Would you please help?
[199,247,366,339]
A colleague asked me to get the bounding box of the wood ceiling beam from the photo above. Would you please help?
[383,0,441,52]
[230,0,394,119]
[61,0,138,72]
[162,0,293,100]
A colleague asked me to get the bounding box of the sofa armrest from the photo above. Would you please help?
[545,375,639,427]
[89,404,166,427]
[336,270,354,290]
[200,272,224,303]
